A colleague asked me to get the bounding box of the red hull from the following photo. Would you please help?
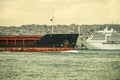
[0,48,74,52]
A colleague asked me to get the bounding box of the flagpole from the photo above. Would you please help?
[50,16,54,34]
[52,17,53,34]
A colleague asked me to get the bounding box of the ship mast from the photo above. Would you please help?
[50,11,54,34]
[78,25,80,36]
[76,25,82,48]
[50,17,54,34]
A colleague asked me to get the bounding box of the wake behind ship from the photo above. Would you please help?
[0,34,79,52]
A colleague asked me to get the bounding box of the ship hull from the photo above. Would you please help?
[83,41,120,50]
[0,34,78,52]
[0,47,74,52]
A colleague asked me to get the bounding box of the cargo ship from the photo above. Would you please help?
[82,27,120,50]
[0,34,79,52]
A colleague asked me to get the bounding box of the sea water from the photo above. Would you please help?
[0,50,120,80]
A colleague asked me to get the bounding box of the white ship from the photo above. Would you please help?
[82,27,120,50]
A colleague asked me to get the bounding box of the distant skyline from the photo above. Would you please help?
[0,0,120,26]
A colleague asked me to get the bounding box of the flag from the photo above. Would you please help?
[50,18,53,21]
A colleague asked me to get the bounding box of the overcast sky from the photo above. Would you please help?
[0,0,120,26]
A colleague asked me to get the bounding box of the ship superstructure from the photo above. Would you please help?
[82,27,120,50]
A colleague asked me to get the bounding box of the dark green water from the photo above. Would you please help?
[0,50,120,80]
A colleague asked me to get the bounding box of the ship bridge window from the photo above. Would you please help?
[92,34,105,40]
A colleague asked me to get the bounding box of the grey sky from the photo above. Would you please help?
[0,0,120,26]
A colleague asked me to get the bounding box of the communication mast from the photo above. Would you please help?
[50,11,54,34]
